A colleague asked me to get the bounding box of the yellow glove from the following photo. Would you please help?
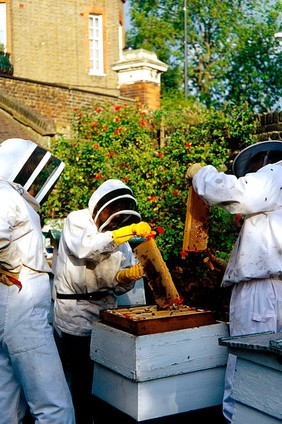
[185,163,203,180]
[116,263,144,284]
[112,222,152,246]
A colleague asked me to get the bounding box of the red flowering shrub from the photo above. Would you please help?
[43,101,257,269]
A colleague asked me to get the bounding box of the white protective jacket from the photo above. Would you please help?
[54,181,139,336]
[192,162,282,287]
[0,139,75,423]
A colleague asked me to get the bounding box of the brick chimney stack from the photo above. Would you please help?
[112,49,168,110]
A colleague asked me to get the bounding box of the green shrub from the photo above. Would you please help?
[43,101,257,269]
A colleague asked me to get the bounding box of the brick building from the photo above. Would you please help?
[1,0,126,96]
[0,0,168,142]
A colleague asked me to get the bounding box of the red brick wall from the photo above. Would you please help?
[120,82,161,110]
[0,75,125,134]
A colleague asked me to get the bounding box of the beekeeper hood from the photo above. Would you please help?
[89,179,141,232]
[232,140,282,177]
[0,138,65,204]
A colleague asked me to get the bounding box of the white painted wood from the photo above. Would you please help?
[232,357,282,419]
[92,362,226,421]
[232,402,282,424]
[227,347,282,372]
[90,321,229,381]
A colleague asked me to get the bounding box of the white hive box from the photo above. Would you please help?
[219,332,282,424]
[90,320,229,421]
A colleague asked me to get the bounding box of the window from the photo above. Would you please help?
[89,14,104,75]
[0,3,6,48]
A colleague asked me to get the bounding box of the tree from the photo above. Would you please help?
[126,0,282,112]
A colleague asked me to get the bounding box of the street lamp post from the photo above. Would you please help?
[184,0,188,98]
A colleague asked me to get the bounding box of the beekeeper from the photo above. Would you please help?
[0,138,75,423]
[53,179,152,424]
[186,140,282,424]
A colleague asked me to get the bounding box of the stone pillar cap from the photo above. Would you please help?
[112,48,168,73]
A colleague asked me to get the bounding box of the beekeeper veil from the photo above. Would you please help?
[0,138,65,204]
[89,179,141,232]
[232,140,282,177]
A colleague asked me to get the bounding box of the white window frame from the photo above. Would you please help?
[89,14,104,76]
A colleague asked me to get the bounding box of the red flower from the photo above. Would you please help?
[77,113,83,117]
[93,144,98,149]
[115,117,120,122]
[119,163,125,167]
[95,173,101,180]
[185,143,192,148]
[157,153,163,158]
[103,126,108,131]
[140,119,146,126]
[115,105,122,111]
[107,152,113,158]
[94,106,103,113]
[73,107,78,111]
[157,226,164,234]
[123,177,129,182]
[149,195,155,201]
[173,190,178,195]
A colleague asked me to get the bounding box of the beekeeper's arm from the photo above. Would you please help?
[188,164,282,215]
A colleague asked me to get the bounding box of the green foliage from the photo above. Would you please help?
[127,0,282,112]
[42,101,258,267]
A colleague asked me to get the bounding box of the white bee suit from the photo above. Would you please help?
[192,162,282,423]
[54,179,140,337]
[0,139,75,423]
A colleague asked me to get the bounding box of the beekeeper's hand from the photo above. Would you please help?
[0,271,22,291]
[116,263,144,284]
[0,274,14,286]
[203,249,227,272]
[185,163,203,180]
[112,222,153,246]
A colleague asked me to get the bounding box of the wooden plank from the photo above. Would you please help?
[100,305,215,335]
[134,238,182,308]
[90,321,229,380]
[233,402,282,424]
[232,357,282,419]
[182,186,210,257]
[92,363,226,421]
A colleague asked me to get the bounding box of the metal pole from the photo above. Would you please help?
[184,0,188,98]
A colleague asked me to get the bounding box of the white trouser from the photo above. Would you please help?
[223,279,282,423]
[0,271,75,423]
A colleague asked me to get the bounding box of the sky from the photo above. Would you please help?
[124,1,131,30]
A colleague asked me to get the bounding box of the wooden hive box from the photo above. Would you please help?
[220,332,282,423]
[100,304,215,336]
[91,321,229,421]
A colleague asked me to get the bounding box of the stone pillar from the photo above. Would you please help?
[112,49,168,110]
